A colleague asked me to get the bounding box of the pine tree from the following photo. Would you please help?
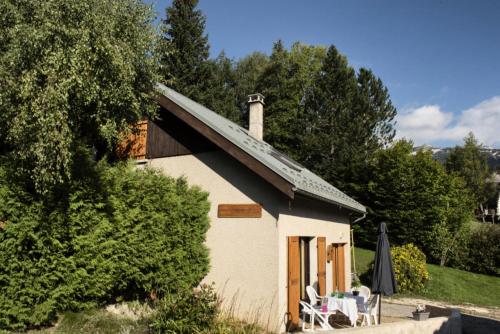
[445,132,496,213]
[302,45,359,190]
[256,41,297,152]
[206,52,241,123]
[257,41,325,159]
[233,52,270,126]
[356,68,397,148]
[302,46,397,195]
[160,0,214,106]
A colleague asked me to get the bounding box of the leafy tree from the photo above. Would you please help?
[160,0,215,108]
[0,0,159,194]
[445,132,496,214]
[356,140,475,261]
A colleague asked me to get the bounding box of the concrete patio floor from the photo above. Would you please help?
[299,298,500,334]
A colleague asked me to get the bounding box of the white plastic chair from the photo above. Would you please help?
[299,301,334,332]
[359,294,379,326]
[357,285,371,303]
[306,285,326,306]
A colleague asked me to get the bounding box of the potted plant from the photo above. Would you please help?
[351,278,362,296]
[412,304,430,321]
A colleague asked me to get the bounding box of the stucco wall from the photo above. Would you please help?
[148,151,354,333]
[149,151,283,329]
[276,197,352,332]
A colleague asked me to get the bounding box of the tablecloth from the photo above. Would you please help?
[327,296,359,326]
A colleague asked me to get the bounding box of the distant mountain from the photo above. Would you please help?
[413,145,500,171]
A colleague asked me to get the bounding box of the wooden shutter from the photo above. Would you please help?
[337,244,346,291]
[331,243,347,292]
[287,236,300,330]
[317,237,327,296]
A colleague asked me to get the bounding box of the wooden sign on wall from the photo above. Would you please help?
[217,204,262,218]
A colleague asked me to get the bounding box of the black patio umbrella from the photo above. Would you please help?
[371,222,397,324]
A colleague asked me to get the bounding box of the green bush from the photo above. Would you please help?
[391,244,430,292]
[460,224,500,275]
[433,222,500,276]
[150,284,220,334]
[0,159,210,330]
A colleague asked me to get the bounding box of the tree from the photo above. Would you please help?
[356,68,397,148]
[0,0,159,194]
[445,132,496,216]
[233,52,270,126]
[301,46,359,192]
[256,41,326,159]
[160,0,215,108]
[205,52,241,123]
[355,140,475,261]
[300,46,397,196]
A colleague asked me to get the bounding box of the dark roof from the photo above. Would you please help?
[156,83,366,214]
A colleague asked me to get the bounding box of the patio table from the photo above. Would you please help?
[326,295,359,326]
[344,292,367,306]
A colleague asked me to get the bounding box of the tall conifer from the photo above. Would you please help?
[302,46,397,195]
[160,0,213,106]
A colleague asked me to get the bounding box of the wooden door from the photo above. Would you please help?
[317,237,327,296]
[287,236,300,330]
[331,243,346,292]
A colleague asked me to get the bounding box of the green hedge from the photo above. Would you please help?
[0,159,210,330]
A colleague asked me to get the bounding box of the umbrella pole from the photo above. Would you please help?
[378,294,382,324]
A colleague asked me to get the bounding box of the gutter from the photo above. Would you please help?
[293,188,366,214]
[352,213,366,225]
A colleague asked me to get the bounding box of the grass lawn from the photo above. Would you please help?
[19,308,267,334]
[26,309,150,334]
[352,247,500,308]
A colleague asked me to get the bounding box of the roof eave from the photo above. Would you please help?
[293,188,367,214]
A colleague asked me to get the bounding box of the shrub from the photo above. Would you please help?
[391,244,430,292]
[150,284,220,334]
[0,159,210,330]
[427,220,472,267]
[463,224,500,275]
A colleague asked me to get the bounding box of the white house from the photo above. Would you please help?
[122,84,366,332]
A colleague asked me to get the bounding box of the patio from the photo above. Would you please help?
[298,300,462,333]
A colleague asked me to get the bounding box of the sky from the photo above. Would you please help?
[149,0,500,148]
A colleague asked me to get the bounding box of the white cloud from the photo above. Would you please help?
[396,96,500,147]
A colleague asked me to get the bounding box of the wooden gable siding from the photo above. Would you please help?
[116,120,148,160]
[146,109,217,159]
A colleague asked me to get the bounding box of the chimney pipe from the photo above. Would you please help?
[247,93,264,140]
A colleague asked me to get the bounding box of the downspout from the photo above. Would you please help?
[351,213,366,278]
